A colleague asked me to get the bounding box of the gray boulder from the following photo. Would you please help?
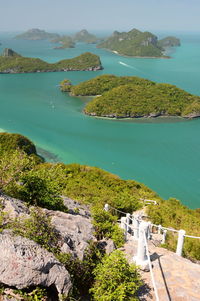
[44,208,95,260]
[0,193,29,221]
[0,231,72,296]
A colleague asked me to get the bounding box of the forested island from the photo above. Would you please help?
[15,28,100,50]
[61,74,200,119]
[73,29,99,44]
[0,132,200,300]
[0,48,102,73]
[97,28,180,57]
[15,28,60,40]
[51,35,75,49]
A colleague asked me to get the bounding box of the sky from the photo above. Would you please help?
[0,0,200,33]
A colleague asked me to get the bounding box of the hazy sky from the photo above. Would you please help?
[0,0,200,33]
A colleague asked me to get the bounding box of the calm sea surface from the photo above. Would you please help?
[0,31,200,208]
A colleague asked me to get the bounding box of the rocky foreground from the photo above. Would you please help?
[0,193,114,300]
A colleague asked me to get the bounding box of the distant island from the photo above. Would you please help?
[73,29,99,44]
[15,28,60,40]
[61,74,200,119]
[0,48,103,73]
[97,28,180,58]
[51,35,75,49]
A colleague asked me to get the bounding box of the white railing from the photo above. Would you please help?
[104,203,200,301]
[104,203,200,257]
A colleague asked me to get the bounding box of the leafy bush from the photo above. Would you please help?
[0,132,37,155]
[0,149,36,192]
[0,286,48,301]
[57,242,102,298]
[16,172,67,211]
[90,250,141,301]
[91,206,124,248]
[10,208,60,253]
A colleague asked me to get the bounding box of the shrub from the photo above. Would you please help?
[90,250,141,301]
[57,242,103,298]
[91,206,125,248]
[11,208,61,253]
[15,169,67,212]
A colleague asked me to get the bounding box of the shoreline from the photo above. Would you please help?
[84,112,198,122]
[98,47,171,59]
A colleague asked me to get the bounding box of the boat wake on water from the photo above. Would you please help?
[118,61,144,74]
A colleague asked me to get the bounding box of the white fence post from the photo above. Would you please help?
[162,230,167,244]
[104,204,109,212]
[176,229,186,256]
[158,225,162,234]
[120,216,127,238]
[126,213,131,232]
[133,215,140,240]
[133,221,150,268]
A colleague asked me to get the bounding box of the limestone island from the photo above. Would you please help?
[73,29,99,44]
[61,74,200,119]
[14,28,60,40]
[97,28,180,58]
[0,48,103,73]
[51,35,75,49]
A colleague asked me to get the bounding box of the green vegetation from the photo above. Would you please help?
[1,132,200,264]
[97,28,162,57]
[15,28,60,40]
[70,74,153,96]
[68,74,200,119]
[0,286,48,301]
[57,242,103,298]
[97,29,180,57]
[73,29,98,44]
[10,208,61,253]
[158,36,181,48]
[147,198,200,261]
[0,49,102,73]
[0,132,37,155]
[60,79,72,92]
[91,206,125,248]
[51,35,75,49]
[90,250,141,301]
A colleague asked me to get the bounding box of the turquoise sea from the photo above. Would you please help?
[0,31,200,209]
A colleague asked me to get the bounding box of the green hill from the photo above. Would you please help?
[15,28,60,40]
[69,75,200,119]
[97,28,180,57]
[73,29,98,43]
[51,35,75,49]
[158,36,181,48]
[0,49,103,73]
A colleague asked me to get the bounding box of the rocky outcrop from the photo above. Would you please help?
[44,206,95,260]
[1,194,95,260]
[0,193,29,221]
[2,48,20,57]
[0,231,72,296]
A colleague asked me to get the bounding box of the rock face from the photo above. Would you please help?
[0,193,29,221]
[0,231,72,296]
[1,194,95,260]
[44,205,95,260]
[2,48,20,57]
